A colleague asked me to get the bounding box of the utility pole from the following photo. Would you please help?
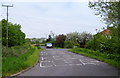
[2,4,13,50]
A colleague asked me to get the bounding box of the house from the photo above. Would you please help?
[100,29,112,39]
[100,29,112,35]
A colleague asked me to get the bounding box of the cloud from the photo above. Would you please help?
[2,0,118,3]
[2,0,90,2]
[1,2,106,38]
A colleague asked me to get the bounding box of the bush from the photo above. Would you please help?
[86,32,119,54]
[2,46,41,77]
[64,41,79,48]
[2,45,30,57]
[1,19,26,47]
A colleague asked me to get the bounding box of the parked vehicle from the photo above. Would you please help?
[46,43,53,48]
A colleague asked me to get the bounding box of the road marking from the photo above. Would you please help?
[41,57,44,61]
[69,64,82,66]
[40,61,53,68]
[54,65,67,67]
[63,60,69,63]
[91,61,99,63]
[53,62,67,67]
[40,62,43,67]
[79,60,85,65]
[41,61,51,62]
[53,56,63,60]
[84,63,96,65]
[79,59,99,65]
[52,61,57,66]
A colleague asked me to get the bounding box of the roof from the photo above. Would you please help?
[100,29,112,35]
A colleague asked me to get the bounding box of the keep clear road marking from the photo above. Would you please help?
[39,51,100,68]
[40,61,53,68]
[79,59,100,65]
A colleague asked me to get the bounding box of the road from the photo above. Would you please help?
[18,48,119,77]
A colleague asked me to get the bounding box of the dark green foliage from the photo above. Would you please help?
[25,38,31,45]
[64,40,79,48]
[34,44,41,49]
[46,35,52,42]
[86,29,119,54]
[1,19,26,47]
[88,2,120,54]
[56,34,66,48]
[30,38,39,44]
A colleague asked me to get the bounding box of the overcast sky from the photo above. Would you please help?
[0,0,107,38]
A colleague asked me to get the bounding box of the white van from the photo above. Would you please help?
[46,43,53,48]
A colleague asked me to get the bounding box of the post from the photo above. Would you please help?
[6,6,8,49]
[2,4,13,50]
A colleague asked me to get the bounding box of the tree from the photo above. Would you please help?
[77,32,92,48]
[66,32,79,43]
[1,19,26,47]
[88,1,120,42]
[25,38,31,45]
[39,38,46,43]
[30,38,41,44]
[46,35,52,42]
[66,32,92,48]
[89,1,120,26]
[88,1,120,53]
[56,34,66,48]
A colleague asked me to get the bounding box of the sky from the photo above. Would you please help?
[0,0,107,38]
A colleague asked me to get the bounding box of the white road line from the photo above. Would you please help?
[41,57,44,61]
[52,61,57,66]
[53,56,63,60]
[52,61,68,67]
[41,61,51,62]
[40,61,53,68]
[69,64,82,66]
[91,61,99,62]
[40,62,43,67]
[84,63,96,65]
[79,60,85,65]
[54,65,67,67]
[63,60,69,63]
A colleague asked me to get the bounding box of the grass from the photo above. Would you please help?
[2,45,29,57]
[2,46,43,77]
[69,48,120,69]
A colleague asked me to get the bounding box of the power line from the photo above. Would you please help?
[2,4,13,51]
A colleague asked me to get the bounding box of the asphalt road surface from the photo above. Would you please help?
[18,48,119,76]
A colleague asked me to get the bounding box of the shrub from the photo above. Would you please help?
[2,46,40,77]
[2,45,30,57]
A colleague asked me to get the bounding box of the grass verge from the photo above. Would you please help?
[69,48,120,69]
[2,46,43,77]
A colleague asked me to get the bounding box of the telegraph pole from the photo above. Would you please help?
[2,4,13,50]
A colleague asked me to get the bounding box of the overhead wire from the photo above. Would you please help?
[0,1,9,20]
